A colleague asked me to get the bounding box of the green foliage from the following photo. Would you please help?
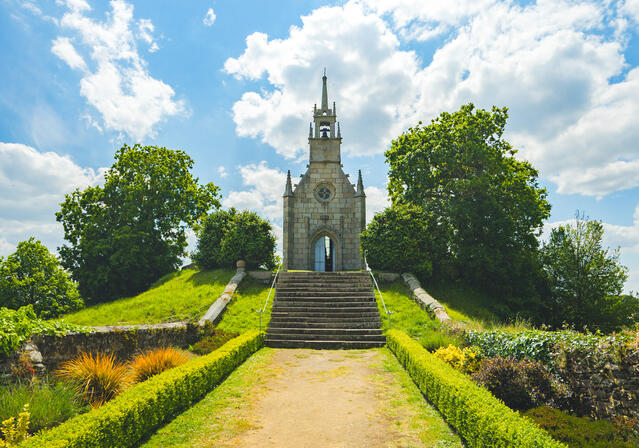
[387,329,566,448]
[56,144,220,302]
[189,328,239,355]
[361,204,446,278]
[61,268,234,326]
[373,279,464,350]
[20,331,263,448]
[56,352,129,407]
[193,208,276,269]
[541,216,635,331]
[0,306,88,357]
[465,328,633,367]
[472,357,556,411]
[0,404,29,447]
[385,104,550,298]
[433,345,480,374]
[0,239,82,319]
[0,381,86,435]
[524,406,639,448]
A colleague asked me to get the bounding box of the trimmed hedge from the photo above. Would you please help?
[19,330,264,448]
[387,330,566,448]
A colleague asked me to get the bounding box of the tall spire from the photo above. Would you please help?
[355,170,365,197]
[284,170,293,197]
[321,69,328,110]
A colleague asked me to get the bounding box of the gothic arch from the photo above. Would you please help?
[309,226,342,271]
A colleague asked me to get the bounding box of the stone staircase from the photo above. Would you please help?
[266,272,386,349]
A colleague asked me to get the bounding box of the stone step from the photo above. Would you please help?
[276,290,372,296]
[267,327,383,336]
[274,296,375,303]
[269,315,381,323]
[274,306,379,314]
[265,339,386,349]
[272,308,379,316]
[266,332,385,342]
[273,301,376,308]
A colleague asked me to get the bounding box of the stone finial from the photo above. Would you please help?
[333,101,336,116]
[309,122,313,138]
[284,170,294,197]
[355,169,365,197]
[321,70,328,110]
[337,122,341,139]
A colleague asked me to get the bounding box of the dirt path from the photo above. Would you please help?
[141,348,463,448]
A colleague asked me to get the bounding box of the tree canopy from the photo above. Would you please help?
[541,216,636,330]
[0,238,82,318]
[385,104,551,297]
[56,144,219,302]
[193,208,276,269]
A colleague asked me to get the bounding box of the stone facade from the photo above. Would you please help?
[283,73,366,271]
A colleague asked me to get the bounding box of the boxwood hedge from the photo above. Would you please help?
[387,329,566,448]
[19,330,264,448]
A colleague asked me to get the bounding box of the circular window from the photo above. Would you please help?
[314,183,334,203]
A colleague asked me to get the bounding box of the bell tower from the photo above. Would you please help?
[282,71,365,271]
[309,69,342,163]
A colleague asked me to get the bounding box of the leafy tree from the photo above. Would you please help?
[360,203,449,278]
[540,216,636,330]
[56,144,219,302]
[385,104,551,297]
[0,238,82,318]
[193,208,276,269]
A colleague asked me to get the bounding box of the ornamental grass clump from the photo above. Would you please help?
[128,347,192,383]
[56,352,128,407]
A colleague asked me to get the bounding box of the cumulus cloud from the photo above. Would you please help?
[226,0,638,199]
[203,8,216,26]
[223,161,286,220]
[51,0,183,142]
[224,2,421,159]
[364,186,389,223]
[218,166,228,178]
[0,142,105,256]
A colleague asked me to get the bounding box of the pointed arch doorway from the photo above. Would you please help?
[313,236,335,272]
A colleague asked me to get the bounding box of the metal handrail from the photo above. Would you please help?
[364,255,393,329]
[256,262,282,331]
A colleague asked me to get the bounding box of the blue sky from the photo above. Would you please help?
[2,0,639,292]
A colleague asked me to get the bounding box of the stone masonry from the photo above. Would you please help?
[282,72,365,271]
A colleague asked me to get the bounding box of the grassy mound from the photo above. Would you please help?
[62,269,234,326]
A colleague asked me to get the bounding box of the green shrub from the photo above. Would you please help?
[193,208,276,269]
[0,306,89,357]
[0,404,30,447]
[0,381,86,435]
[524,406,639,448]
[472,357,555,411]
[386,329,566,448]
[19,331,263,448]
[465,328,632,366]
[189,329,239,355]
[0,239,82,318]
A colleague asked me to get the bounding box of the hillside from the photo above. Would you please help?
[61,268,235,326]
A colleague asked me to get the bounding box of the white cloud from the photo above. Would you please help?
[218,166,228,178]
[622,0,639,25]
[203,8,216,26]
[224,2,422,159]
[51,0,183,142]
[223,161,286,220]
[364,186,389,223]
[226,0,639,198]
[0,142,105,256]
[51,37,87,71]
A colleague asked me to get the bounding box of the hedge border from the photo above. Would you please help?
[20,330,264,448]
[387,329,566,448]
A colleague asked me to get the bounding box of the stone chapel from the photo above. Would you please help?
[282,72,366,272]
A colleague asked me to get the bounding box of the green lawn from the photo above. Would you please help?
[215,276,273,333]
[374,280,464,350]
[61,269,234,326]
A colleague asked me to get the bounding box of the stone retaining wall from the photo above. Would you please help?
[557,347,639,422]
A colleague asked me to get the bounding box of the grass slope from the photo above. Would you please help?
[62,269,234,326]
[374,280,464,350]
[215,276,273,333]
